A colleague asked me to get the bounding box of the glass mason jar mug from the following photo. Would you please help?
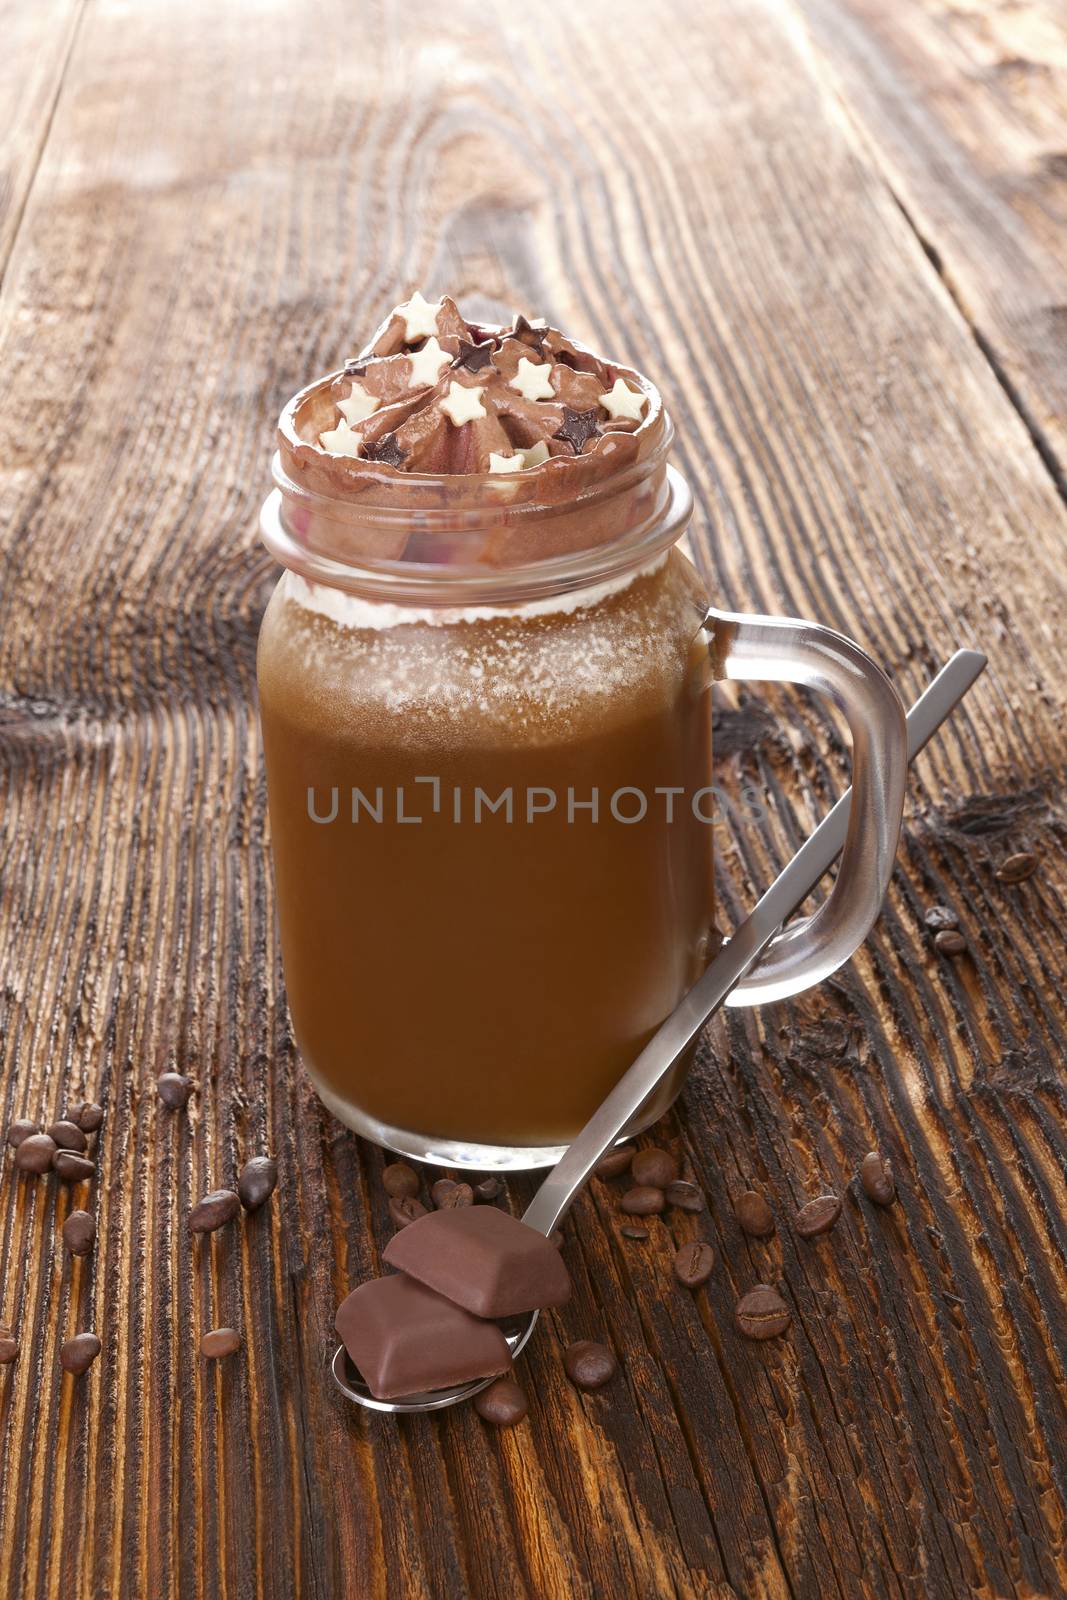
[258,382,906,1170]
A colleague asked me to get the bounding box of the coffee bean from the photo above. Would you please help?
[388,1194,427,1229]
[62,1210,96,1256]
[474,1376,528,1426]
[934,929,967,957]
[382,1162,419,1199]
[594,1145,634,1180]
[188,1189,240,1233]
[924,905,958,931]
[157,1073,194,1110]
[237,1156,278,1211]
[735,1285,791,1340]
[620,1224,649,1240]
[995,851,1037,885]
[431,1178,457,1207]
[563,1340,618,1390]
[631,1147,677,1189]
[674,1241,715,1288]
[73,1102,104,1133]
[474,1176,501,1201]
[795,1193,842,1238]
[735,1189,775,1237]
[0,1336,18,1364]
[54,1151,95,1184]
[665,1180,704,1213]
[6,1119,38,1148]
[201,1327,241,1359]
[621,1185,665,1216]
[15,1133,56,1174]
[60,1332,101,1375]
[48,1120,88,1153]
[859,1151,896,1206]
[439,1182,473,1210]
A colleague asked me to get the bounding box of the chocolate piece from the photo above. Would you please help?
[201,1327,241,1359]
[474,1375,528,1426]
[335,1273,511,1400]
[361,432,406,467]
[60,1332,101,1374]
[453,338,495,373]
[553,406,600,453]
[189,1188,240,1233]
[62,1210,96,1256]
[382,1205,571,1319]
[237,1156,278,1211]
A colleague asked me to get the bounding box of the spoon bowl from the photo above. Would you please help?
[329,652,985,1414]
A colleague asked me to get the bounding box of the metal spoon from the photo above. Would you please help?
[332,650,986,1413]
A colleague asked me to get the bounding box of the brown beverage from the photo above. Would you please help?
[258,294,716,1163]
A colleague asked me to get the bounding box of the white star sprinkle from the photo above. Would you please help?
[521,440,550,467]
[319,419,362,457]
[399,291,442,341]
[440,381,487,426]
[407,336,450,387]
[488,452,525,473]
[510,357,554,402]
[338,382,380,425]
[598,377,647,421]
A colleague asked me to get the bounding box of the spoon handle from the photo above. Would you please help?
[522,650,986,1238]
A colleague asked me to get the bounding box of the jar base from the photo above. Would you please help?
[308,1068,681,1172]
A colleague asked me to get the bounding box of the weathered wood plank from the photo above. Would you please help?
[0,0,1064,1596]
[0,0,84,279]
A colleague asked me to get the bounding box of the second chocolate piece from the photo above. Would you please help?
[382,1205,571,1319]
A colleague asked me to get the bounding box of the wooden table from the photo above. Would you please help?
[2,1,1065,1595]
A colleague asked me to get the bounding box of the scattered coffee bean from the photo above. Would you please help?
[474,1375,528,1426]
[439,1182,473,1210]
[54,1151,95,1184]
[62,1210,96,1256]
[157,1073,194,1110]
[6,1119,38,1148]
[60,1332,101,1375]
[594,1145,635,1180]
[73,1102,104,1133]
[237,1156,278,1211]
[631,1147,677,1189]
[382,1162,419,1199]
[0,1336,18,1364]
[621,1185,665,1216]
[201,1327,241,1359]
[735,1189,775,1237]
[665,1180,704,1213]
[924,905,958,931]
[621,1224,649,1240]
[563,1340,618,1390]
[15,1133,56,1174]
[934,929,967,957]
[859,1151,896,1206]
[549,1229,564,1249]
[735,1285,791,1340]
[674,1241,715,1288]
[431,1178,457,1207]
[795,1193,842,1238]
[474,1176,501,1201]
[995,851,1037,885]
[48,1120,87,1153]
[188,1189,240,1233]
[388,1194,427,1229]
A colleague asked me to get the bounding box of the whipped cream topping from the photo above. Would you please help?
[315,294,652,475]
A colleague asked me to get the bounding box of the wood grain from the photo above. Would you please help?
[0,0,1064,1596]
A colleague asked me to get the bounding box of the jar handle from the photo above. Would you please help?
[709,609,907,1006]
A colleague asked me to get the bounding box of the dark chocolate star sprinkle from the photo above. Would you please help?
[453,339,495,373]
[512,314,549,351]
[361,432,406,467]
[343,358,368,377]
[553,407,600,454]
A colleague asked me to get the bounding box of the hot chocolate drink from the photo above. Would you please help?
[258,295,715,1161]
